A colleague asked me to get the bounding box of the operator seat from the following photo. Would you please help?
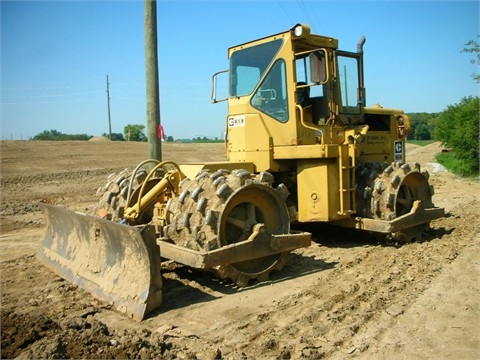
[297,82,310,108]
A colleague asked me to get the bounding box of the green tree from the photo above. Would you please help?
[33,129,92,141]
[435,96,479,176]
[462,36,480,83]
[124,124,147,142]
[407,112,440,140]
[33,129,59,140]
[414,122,431,140]
[102,132,125,141]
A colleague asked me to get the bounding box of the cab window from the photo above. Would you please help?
[251,59,288,122]
[230,39,283,97]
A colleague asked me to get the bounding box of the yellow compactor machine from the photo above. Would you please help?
[38,24,444,320]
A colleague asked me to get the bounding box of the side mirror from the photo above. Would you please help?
[309,51,327,84]
[211,70,229,103]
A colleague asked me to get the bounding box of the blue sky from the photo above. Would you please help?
[1,0,478,140]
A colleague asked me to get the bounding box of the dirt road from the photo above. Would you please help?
[1,140,479,359]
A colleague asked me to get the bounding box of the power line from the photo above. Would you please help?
[296,0,317,33]
[276,0,295,26]
[304,0,326,34]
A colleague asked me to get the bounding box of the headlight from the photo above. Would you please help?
[397,116,404,125]
[292,24,310,38]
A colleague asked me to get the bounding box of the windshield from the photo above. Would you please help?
[230,39,283,97]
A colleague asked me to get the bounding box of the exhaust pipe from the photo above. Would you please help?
[357,35,366,54]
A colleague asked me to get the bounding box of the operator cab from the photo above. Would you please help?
[291,24,366,126]
[211,24,368,167]
[212,24,366,129]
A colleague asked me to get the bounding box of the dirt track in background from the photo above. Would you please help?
[1,140,479,359]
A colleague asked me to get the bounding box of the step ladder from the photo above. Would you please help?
[338,144,356,216]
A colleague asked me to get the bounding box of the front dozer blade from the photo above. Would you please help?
[36,202,163,321]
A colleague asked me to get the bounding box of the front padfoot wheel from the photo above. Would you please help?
[165,169,291,286]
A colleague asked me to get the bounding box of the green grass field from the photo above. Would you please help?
[406,139,436,146]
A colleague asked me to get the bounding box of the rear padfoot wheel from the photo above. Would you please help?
[94,162,166,224]
[357,161,433,243]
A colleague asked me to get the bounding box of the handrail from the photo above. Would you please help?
[295,104,324,144]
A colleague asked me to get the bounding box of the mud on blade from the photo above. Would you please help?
[36,202,162,321]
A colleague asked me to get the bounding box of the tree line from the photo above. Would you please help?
[32,129,93,141]
[32,125,208,143]
[434,96,479,177]
[390,96,479,177]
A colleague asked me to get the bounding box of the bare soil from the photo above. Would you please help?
[1,140,479,359]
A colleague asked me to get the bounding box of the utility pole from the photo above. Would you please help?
[106,75,112,140]
[145,0,162,161]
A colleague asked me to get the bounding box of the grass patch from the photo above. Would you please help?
[436,151,479,178]
[406,139,436,146]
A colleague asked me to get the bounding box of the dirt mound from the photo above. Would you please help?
[88,136,110,141]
